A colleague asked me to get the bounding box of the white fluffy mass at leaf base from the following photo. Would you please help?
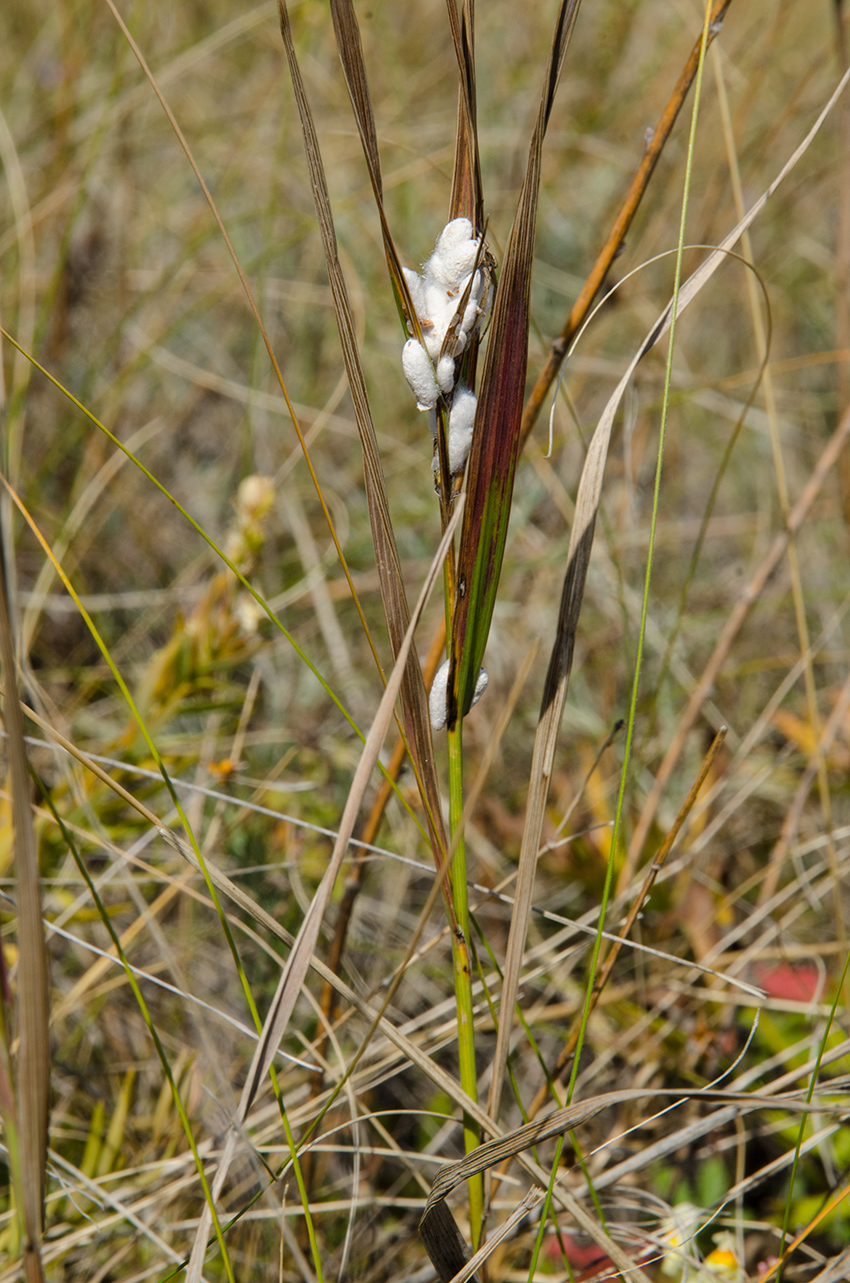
[429,387,477,475]
[429,659,488,731]
[400,218,490,476]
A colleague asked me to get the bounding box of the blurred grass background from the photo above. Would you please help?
[1,0,849,1278]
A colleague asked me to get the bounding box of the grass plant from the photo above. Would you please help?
[0,1,849,1280]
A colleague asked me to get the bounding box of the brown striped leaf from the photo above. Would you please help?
[327,0,426,342]
[448,0,582,728]
[446,0,483,230]
[279,1,448,867]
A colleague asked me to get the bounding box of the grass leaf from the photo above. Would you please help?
[445,0,484,229]
[421,1085,847,1276]
[0,534,48,1283]
[448,0,582,727]
[488,61,850,1124]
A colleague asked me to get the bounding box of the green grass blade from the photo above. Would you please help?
[448,0,581,727]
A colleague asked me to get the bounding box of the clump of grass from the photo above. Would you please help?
[0,1,849,1281]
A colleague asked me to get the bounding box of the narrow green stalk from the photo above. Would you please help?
[279,1106,325,1283]
[447,718,483,1246]
[0,968,24,1260]
[528,3,715,1278]
[563,0,715,1112]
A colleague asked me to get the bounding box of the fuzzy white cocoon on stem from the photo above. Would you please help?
[429,659,489,731]
[402,338,439,409]
[436,354,456,394]
[402,266,425,318]
[448,386,476,473]
[432,385,477,476]
[427,218,480,288]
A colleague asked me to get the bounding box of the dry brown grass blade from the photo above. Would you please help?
[450,1188,545,1283]
[449,0,582,725]
[520,0,734,446]
[422,1196,474,1283]
[326,0,425,341]
[445,0,483,230]
[0,539,48,1283]
[279,0,447,867]
[185,499,463,1281]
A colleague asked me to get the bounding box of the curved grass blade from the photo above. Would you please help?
[448,0,582,728]
[485,59,850,1129]
[326,0,428,343]
[420,1085,848,1280]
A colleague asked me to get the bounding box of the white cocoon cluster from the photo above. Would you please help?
[402,338,439,410]
[401,218,489,399]
[429,659,489,731]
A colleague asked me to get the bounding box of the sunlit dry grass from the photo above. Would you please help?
[0,0,849,1279]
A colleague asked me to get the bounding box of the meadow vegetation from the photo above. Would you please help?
[0,0,849,1280]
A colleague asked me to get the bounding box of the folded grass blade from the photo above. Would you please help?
[420,1085,847,1279]
[326,0,428,342]
[445,0,483,230]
